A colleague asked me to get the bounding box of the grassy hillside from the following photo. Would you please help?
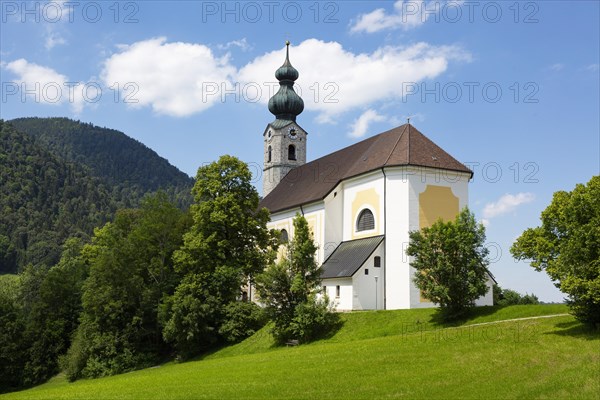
[3,305,598,399]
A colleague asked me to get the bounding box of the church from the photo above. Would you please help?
[258,43,494,311]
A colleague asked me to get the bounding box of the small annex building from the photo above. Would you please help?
[258,43,494,311]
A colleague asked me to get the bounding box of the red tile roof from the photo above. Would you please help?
[259,124,472,213]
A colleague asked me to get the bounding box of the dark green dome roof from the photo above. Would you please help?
[268,41,304,121]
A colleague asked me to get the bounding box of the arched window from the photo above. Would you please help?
[356,209,375,232]
[267,146,272,162]
[288,145,296,161]
[280,229,289,244]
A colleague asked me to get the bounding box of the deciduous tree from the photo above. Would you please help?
[511,176,600,324]
[256,214,337,344]
[406,208,490,319]
[163,156,273,357]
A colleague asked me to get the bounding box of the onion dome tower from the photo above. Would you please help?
[268,41,304,123]
[262,42,308,197]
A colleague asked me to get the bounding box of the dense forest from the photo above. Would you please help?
[0,118,193,273]
[9,117,193,209]
[0,121,117,273]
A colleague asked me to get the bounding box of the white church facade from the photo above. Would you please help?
[258,43,494,311]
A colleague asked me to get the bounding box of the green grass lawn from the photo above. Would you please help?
[3,304,599,399]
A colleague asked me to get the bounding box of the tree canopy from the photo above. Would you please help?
[511,176,600,324]
[9,117,193,208]
[406,208,491,319]
[0,118,194,274]
[256,214,338,344]
[0,120,117,273]
[162,155,273,357]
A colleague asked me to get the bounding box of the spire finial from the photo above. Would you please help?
[407,117,411,125]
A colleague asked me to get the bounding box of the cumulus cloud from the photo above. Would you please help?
[350,0,443,33]
[101,37,236,117]
[349,109,387,138]
[483,193,535,219]
[238,38,470,123]
[3,58,85,112]
[97,37,468,119]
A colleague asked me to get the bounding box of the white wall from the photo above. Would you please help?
[352,243,384,310]
[383,167,411,309]
[475,277,495,306]
[322,278,353,311]
[323,183,344,260]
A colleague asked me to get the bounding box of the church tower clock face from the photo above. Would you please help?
[288,128,298,140]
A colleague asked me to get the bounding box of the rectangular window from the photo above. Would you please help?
[374,256,381,268]
[336,285,340,298]
[364,269,369,275]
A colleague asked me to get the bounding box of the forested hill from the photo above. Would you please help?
[0,120,118,273]
[8,117,193,208]
[1,118,195,273]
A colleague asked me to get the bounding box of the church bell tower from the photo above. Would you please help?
[262,41,307,197]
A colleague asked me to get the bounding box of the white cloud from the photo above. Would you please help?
[480,218,490,227]
[217,38,252,52]
[97,38,469,119]
[548,63,564,72]
[483,193,535,219]
[44,0,70,21]
[349,109,386,138]
[42,1,70,50]
[350,0,441,33]
[585,63,599,72]
[45,30,66,50]
[238,39,470,123]
[3,58,85,112]
[101,37,236,117]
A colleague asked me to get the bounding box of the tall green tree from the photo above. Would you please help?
[0,274,26,393]
[406,208,491,319]
[64,193,188,380]
[256,214,337,344]
[511,176,600,324]
[163,156,273,357]
[21,238,88,386]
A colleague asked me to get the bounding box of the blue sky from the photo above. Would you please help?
[1,1,599,302]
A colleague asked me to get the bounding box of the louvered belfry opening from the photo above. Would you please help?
[356,209,375,231]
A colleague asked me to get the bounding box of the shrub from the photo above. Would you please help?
[219,301,267,343]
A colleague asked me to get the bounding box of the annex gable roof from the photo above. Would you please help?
[259,124,472,213]
[320,235,385,279]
